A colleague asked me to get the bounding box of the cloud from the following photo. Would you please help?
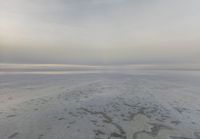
[0,0,200,64]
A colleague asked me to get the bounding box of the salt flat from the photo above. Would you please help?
[0,69,200,139]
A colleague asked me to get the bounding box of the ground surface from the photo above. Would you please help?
[0,70,200,139]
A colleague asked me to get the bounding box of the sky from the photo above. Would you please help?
[0,0,200,65]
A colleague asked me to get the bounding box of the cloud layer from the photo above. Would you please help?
[0,0,200,64]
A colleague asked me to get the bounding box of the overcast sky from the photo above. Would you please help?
[0,0,200,65]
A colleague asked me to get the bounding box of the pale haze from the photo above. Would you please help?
[0,0,200,65]
[1,1,200,139]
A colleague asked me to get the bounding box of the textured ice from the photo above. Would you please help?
[0,69,200,139]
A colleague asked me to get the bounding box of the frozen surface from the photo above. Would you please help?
[0,70,200,139]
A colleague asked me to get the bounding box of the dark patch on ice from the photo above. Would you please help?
[110,132,123,138]
[149,123,172,135]
[79,108,112,123]
[196,109,200,112]
[171,120,181,125]
[58,117,65,120]
[8,132,18,139]
[7,114,16,118]
[173,107,188,114]
[68,111,78,117]
[122,101,171,122]
[79,107,126,139]
[170,136,193,139]
[132,123,172,139]
[34,108,39,111]
[38,134,44,139]
[93,130,105,139]
[69,121,75,124]
[194,132,200,139]
[191,122,196,125]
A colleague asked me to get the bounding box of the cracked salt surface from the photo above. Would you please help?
[0,70,200,139]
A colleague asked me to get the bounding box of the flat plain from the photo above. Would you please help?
[0,69,200,139]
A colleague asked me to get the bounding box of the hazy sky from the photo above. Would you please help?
[0,0,200,65]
